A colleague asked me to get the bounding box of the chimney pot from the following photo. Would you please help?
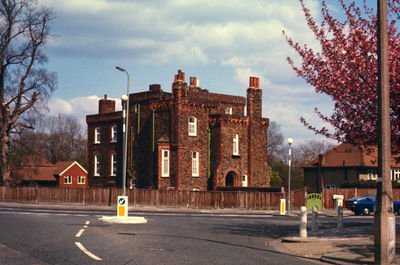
[190,77,193,85]
[104,94,107,100]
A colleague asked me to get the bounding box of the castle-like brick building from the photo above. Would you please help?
[86,70,270,190]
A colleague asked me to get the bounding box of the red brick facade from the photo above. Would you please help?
[86,70,270,190]
[56,161,88,188]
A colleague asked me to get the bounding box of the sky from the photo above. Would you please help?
[37,0,378,145]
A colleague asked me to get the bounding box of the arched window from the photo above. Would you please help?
[188,117,197,136]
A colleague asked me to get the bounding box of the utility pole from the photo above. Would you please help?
[374,0,396,264]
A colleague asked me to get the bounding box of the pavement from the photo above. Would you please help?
[1,201,400,264]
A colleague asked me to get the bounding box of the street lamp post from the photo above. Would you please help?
[116,66,130,196]
[287,138,293,215]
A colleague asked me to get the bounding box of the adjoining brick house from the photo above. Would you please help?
[304,143,400,192]
[54,161,88,188]
[12,157,88,188]
[86,70,270,191]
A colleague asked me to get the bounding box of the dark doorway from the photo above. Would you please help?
[225,171,237,187]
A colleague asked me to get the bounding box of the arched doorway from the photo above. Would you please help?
[225,171,238,187]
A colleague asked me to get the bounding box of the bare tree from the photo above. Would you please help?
[295,140,337,166]
[0,0,56,185]
[267,121,284,164]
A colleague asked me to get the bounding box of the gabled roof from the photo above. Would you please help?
[13,156,57,182]
[12,157,87,182]
[55,161,88,176]
[304,143,400,168]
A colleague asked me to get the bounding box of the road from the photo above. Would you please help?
[0,206,385,265]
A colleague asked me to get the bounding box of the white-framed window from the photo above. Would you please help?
[225,107,232,115]
[391,169,400,181]
[161,149,170,177]
[242,175,248,187]
[78,176,85,184]
[233,134,239,155]
[95,127,101,144]
[64,176,72,184]
[111,153,117,176]
[367,169,377,180]
[188,117,197,136]
[94,154,100,176]
[192,151,199,177]
[111,126,117,142]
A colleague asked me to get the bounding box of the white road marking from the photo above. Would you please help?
[75,229,85,238]
[75,242,102,261]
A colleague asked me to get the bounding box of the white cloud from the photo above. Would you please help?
[47,95,122,127]
[40,0,339,142]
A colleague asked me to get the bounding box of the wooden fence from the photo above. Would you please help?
[322,188,400,209]
[0,187,307,210]
[2,186,392,209]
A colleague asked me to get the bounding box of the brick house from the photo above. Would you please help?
[12,157,88,188]
[303,143,400,192]
[54,161,88,188]
[86,70,270,190]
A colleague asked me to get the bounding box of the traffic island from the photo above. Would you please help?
[99,216,147,224]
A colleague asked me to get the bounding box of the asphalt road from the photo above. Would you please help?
[0,206,387,265]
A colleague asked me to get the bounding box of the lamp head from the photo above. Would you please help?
[287,138,294,145]
[121,94,128,101]
[116,66,126,72]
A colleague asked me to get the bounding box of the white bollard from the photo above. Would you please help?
[300,206,307,238]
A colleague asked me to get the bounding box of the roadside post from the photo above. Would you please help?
[280,199,286,215]
[311,206,318,233]
[300,206,307,238]
[117,196,128,218]
[337,206,343,231]
[332,194,344,216]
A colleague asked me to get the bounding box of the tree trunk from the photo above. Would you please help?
[0,104,11,186]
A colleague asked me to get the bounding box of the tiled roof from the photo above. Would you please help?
[304,143,400,168]
[13,166,57,181]
[12,158,86,182]
[54,161,75,175]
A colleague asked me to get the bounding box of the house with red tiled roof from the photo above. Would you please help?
[12,156,58,186]
[12,157,87,188]
[54,161,88,188]
[303,143,400,192]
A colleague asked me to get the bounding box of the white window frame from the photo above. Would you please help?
[367,169,377,180]
[233,134,239,155]
[111,126,117,143]
[161,149,170,177]
[64,175,72,184]
[225,107,232,115]
[192,151,199,177]
[95,127,101,144]
[188,117,197,136]
[111,153,117,176]
[78,176,85,184]
[94,154,100,176]
[391,169,400,181]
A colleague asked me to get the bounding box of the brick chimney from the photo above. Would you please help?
[98,94,115,114]
[246,77,262,118]
[172,70,188,102]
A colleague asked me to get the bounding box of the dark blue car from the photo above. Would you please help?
[345,195,400,216]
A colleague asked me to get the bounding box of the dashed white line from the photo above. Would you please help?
[75,242,102,261]
[75,229,85,238]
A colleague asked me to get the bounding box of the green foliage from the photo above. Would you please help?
[340,180,400,188]
[269,167,282,187]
